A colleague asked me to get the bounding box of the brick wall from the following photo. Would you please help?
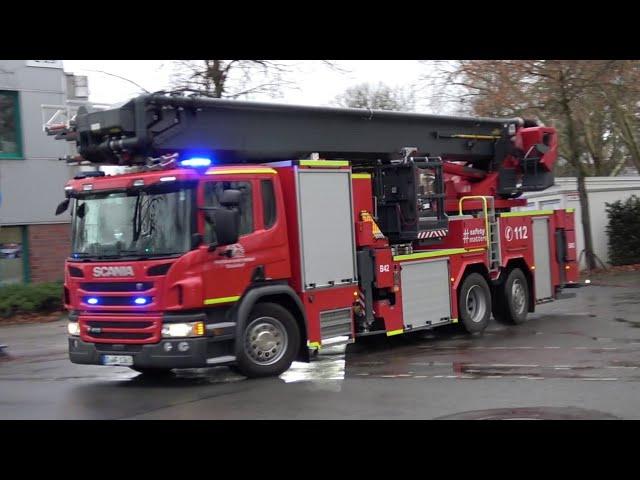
[28,223,71,283]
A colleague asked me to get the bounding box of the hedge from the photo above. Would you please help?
[0,281,64,318]
[606,195,640,266]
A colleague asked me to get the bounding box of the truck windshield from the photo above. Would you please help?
[71,183,195,259]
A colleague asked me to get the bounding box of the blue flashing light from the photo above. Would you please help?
[180,157,212,168]
[134,297,148,305]
[87,297,99,305]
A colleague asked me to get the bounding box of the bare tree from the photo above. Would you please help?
[600,61,640,174]
[431,60,634,270]
[333,82,416,111]
[171,60,347,100]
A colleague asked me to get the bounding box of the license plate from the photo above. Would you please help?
[101,355,133,366]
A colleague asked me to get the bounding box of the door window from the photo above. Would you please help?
[203,181,253,242]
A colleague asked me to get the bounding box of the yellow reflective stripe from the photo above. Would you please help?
[386,329,404,337]
[352,173,372,179]
[394,248,467,261]
[500,209,554,218]
[205,168,276,175]
[566,208,575,213]
[451,318,458,323]
[307,341,321,348]
[451,134,502,140]
[299,160,349,167]
[394,247,485,261]
[204,296,240,305]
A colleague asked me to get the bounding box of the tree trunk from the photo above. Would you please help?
[576,173,597,270]
[211,60,225,98]
[559,72,597,270]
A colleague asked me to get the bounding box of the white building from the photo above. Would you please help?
[518,176,640,268]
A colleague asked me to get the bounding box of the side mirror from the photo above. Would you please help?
[535,143,550,154]
[191,233,203,249]
[55,198,70,215]
[202,208,240,249]
[220,189,242,207]
[76,202,87,219]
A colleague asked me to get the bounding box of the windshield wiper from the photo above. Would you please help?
[120,250,184,258]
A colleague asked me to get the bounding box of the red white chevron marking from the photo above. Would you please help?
[417,229,448,239]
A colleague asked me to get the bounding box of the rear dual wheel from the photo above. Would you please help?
[459,273,491,334]
[493,268,529,325]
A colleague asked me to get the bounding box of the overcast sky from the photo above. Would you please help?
[62,60,437,111]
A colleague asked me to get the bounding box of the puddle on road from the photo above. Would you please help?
[435,406,620,420]
[613,317,640,328]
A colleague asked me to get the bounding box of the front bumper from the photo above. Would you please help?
[68,336,234,369]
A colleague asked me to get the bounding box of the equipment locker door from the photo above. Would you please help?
[532,216,552,300]
[296,168,357,290]
[399,258,451,329]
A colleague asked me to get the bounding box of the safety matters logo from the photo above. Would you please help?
[462,227,486,244]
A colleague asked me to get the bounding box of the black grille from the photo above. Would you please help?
[90,332,153,340]
[147,263,172,276]
[69,266,84,278]
[81,282,153,292]
[87,320,153,329]
[95,344,143,353]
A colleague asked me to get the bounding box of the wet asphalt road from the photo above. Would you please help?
[1,272,639,420]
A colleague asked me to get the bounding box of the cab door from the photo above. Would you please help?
[199,173,290,308]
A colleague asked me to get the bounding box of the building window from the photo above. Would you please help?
[0,226,26,285]
[0,91,23,159]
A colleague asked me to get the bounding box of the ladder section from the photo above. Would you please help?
[458,196,501,273]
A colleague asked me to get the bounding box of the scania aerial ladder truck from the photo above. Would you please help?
[51,94,578,377]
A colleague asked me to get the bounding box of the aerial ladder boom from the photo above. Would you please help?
[54,93,558,244]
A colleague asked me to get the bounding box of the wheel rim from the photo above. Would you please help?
[244,316,288,366]
[465,285,487,323]
[511,279,526,315]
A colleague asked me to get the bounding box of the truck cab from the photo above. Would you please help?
[63,160,361,377]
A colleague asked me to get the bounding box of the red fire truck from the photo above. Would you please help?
[52,94,578,377]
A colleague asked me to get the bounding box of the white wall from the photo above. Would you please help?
[519,177,640,268]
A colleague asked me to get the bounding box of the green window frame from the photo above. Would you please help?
[0,90,24,159]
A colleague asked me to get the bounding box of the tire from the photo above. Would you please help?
[235,302,300,378]
[493,268,529,325]
[458,272,491,334]
[129,367,174,376]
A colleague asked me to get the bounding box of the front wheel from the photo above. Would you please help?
[458,272,491,334]
[235,302,300,378]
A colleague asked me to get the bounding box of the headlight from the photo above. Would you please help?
[161,321,205,338]
[67,322,80,336]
